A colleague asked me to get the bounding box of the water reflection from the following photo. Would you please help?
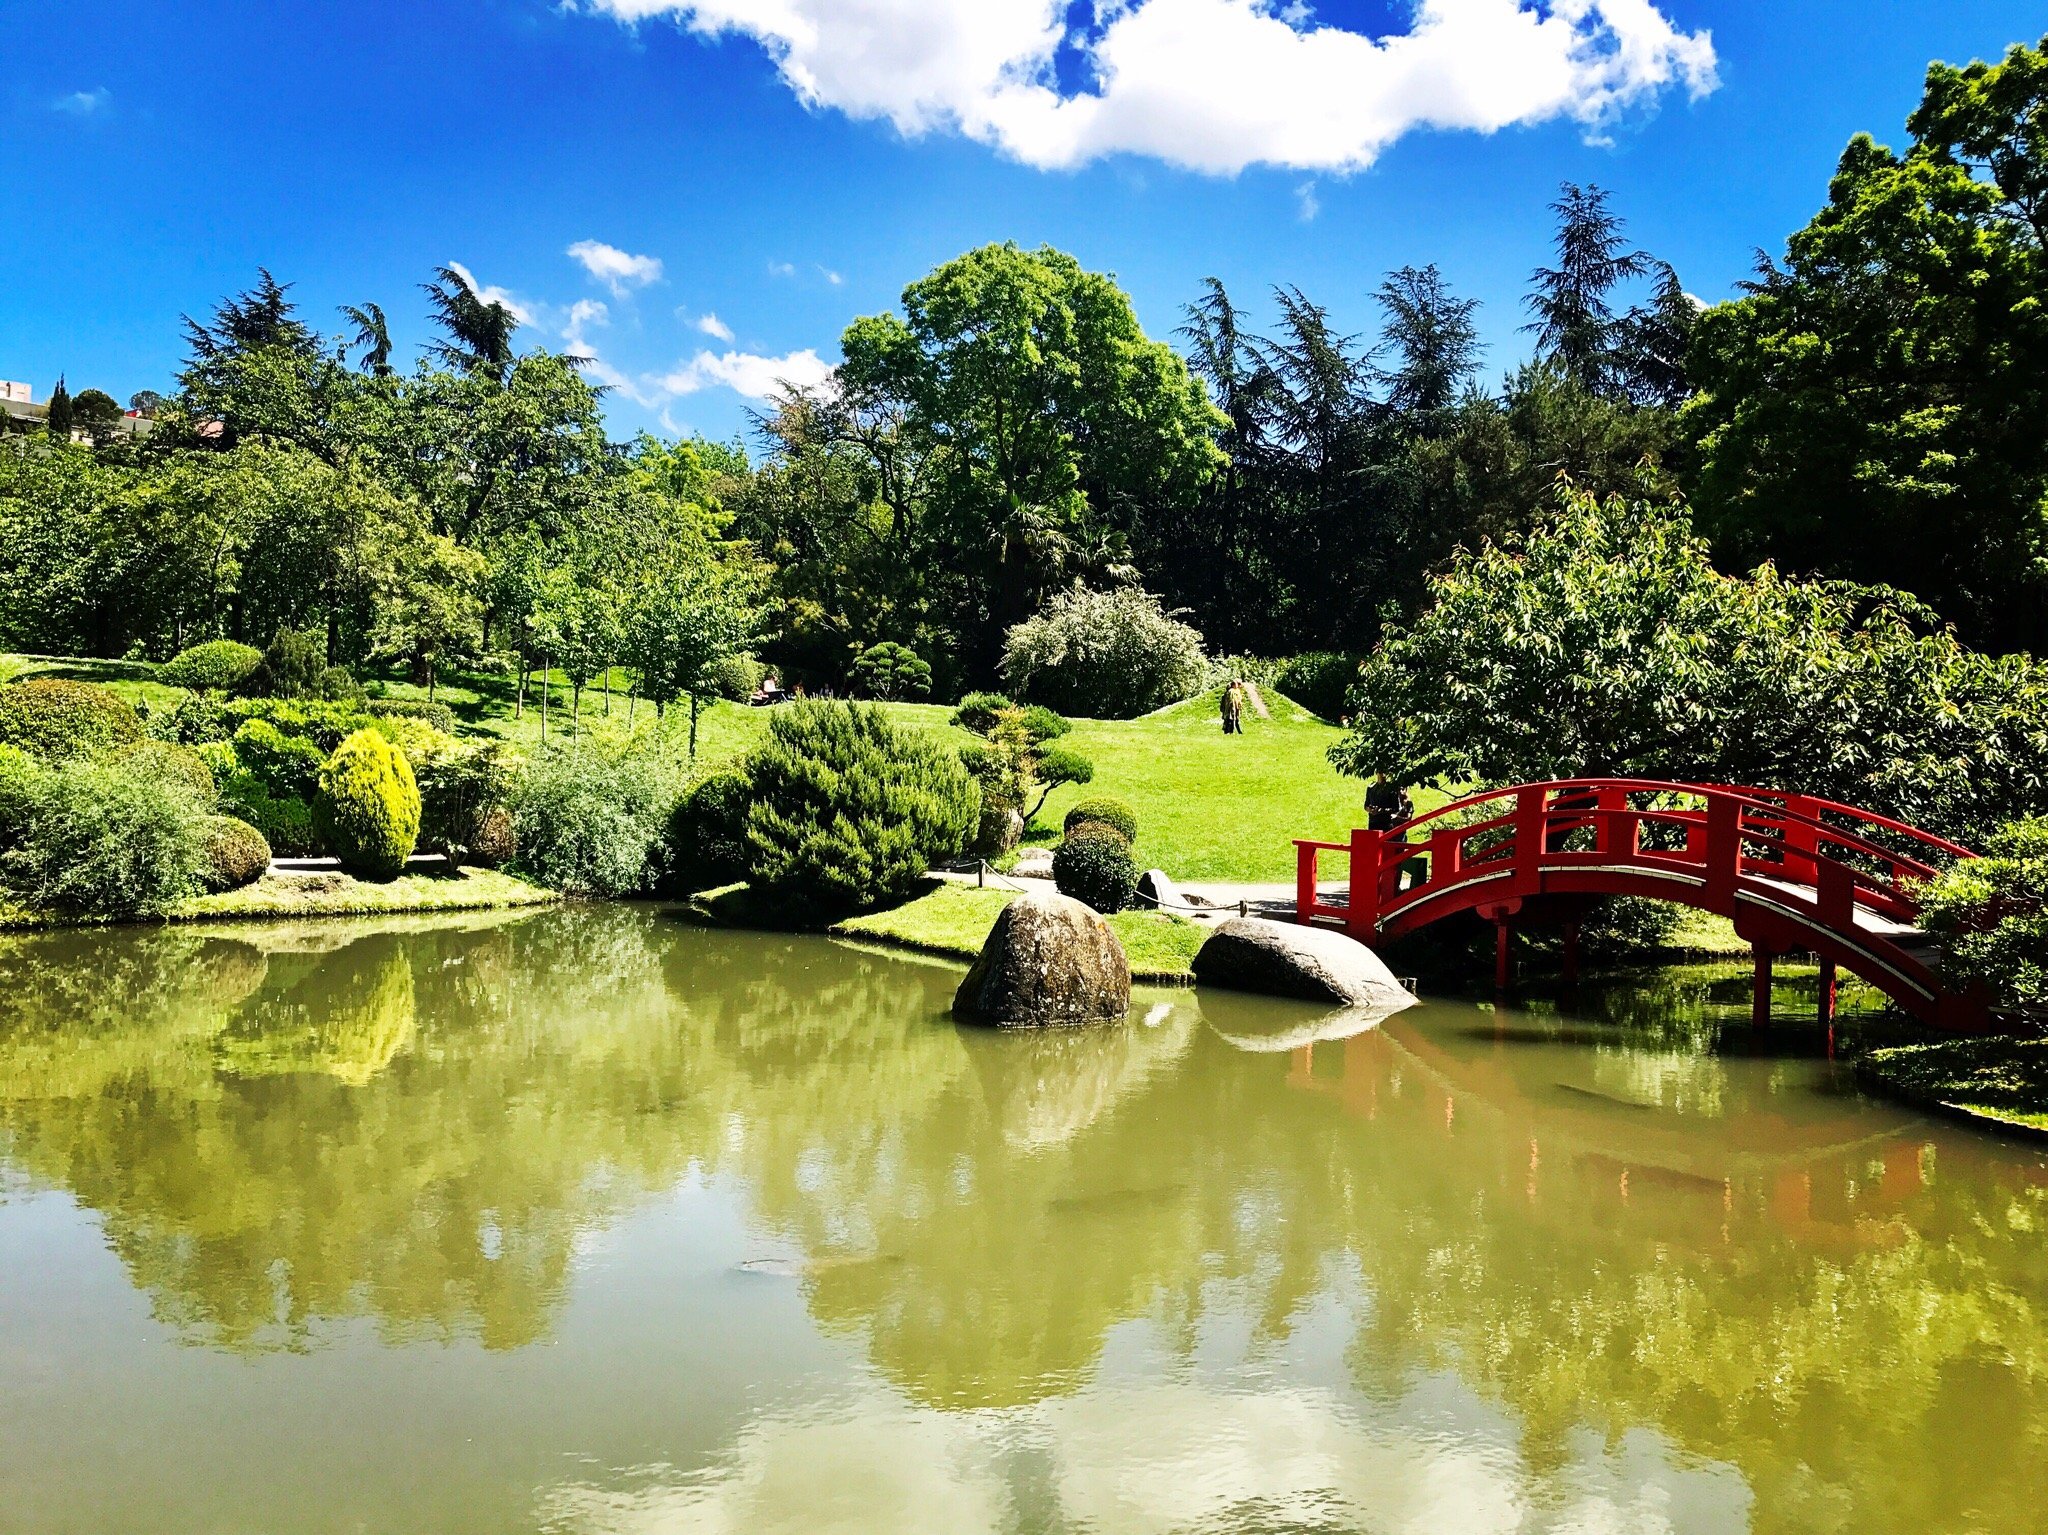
[2,910,2047,1533]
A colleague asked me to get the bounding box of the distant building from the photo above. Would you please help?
[0,379,154,441]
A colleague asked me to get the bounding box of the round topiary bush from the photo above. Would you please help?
[1063,796,1138,844]
[1053,823,1138,913]
[115,740,217,804]
[668,770,753,888]
[315,729,421,878]
[0,678,145,762]
[710,653,767,702]
[160,640,265,694]
[316,665,367,703]
[742,701,979,916]
[200,815,271,892]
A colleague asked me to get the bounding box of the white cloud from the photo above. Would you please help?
[818,265,845,286]
[446,261,536,325]
[52,87,111,116]
[586,0,1716,174]
[696,312,736,341]
[567,239,665,296]
[768,260,798,279]
[661,347,834,400]
[1294,180,1319,222]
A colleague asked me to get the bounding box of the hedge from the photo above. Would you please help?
[160,640,264,693]
[1063,796,1138,844]
[0,679,145,763]
[1053,823,1138,913]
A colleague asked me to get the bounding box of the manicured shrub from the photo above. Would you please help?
[367,698,458,733]
[112,739,218,805]
[667,770,753,887]
[710,652,767,702]
[740,701,979,916]
[1036,744,1095,795]
[951,692,1016,734]
[160,639,264,694]
[151,689,230,746]
[232,718,327,800]
[315,729,421,878]
[1275,651,1360,722]
[510,738,676,896]
[1922,817,2048,1007]
[1018,705,1070,742]
[366,715,464,773]
[850,641,933,701]
[0,678,145,762]
[1053,823,1138,913]
[220,698,373,752]
[249,627,326,699]
[0,758,213,918]
[1063,796,1138,844]
[1000,587,1209,719]
[200,815,271,892]
[316,665,367,703]
[220,774,320,857]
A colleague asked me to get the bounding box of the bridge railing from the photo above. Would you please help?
[1297,780,1974,943]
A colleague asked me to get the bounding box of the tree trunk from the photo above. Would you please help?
[689,692,701,761]
[516,663,526,720]
[540,656,550,741]
[603,668,611,716]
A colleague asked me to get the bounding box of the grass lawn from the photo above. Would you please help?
[1026,689,1392,883]
[0,866,557,930]
[1857,1035,2048,1137]
[817,881,1206,982]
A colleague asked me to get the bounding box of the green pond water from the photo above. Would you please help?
[3,907,2046,1534]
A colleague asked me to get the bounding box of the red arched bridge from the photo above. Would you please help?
[1294,780,1987,1031]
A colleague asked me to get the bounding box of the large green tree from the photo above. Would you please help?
[1331,490,2048,847]
[837,243,1224,665]
[1685,35,2048,654]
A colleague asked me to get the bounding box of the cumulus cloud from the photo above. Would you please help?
[696,312,736,341]
[52,87,112,116]
[568,239,665,295]
[446,261,536,325]
[585,0,1716,173]
[661,348,834,399]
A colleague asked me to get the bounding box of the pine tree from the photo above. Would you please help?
[44,376,74,441]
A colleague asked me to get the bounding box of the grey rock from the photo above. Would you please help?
[953,888,1132,1027]
[1011,846,1056,880]
[1192,917,1415,1009]
[974,804,1025,859]
[1135,868,1184,911]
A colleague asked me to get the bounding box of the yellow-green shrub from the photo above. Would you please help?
[0,678,145,762]
[315,729,420,878]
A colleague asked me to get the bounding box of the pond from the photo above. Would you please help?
[2,907,2045,1534]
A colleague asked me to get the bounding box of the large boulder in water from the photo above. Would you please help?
[1192,917,1414,1010]
[953,888,1132,1027]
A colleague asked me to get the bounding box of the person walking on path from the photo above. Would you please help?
[1220,678,1245,735]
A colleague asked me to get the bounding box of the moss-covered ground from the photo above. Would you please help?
[1857,1035,2048,1137]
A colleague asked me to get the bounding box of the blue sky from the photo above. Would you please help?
[6,1,2043,445]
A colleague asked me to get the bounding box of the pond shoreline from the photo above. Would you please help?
[0,866,559,930]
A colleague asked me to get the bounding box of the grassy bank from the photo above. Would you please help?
[0,867,557,930]
[1857,1035,2048,1138]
